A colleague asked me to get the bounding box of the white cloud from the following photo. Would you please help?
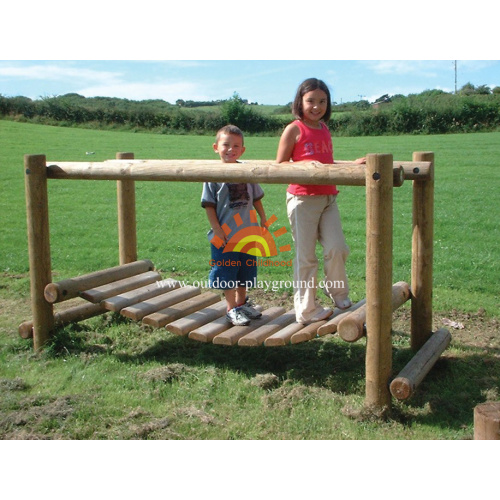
[76,82,211,102]
[364,60,443,78]
[0,63,121,83]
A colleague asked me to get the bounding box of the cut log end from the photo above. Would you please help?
[474,402,500,440]
[389,377,413,400]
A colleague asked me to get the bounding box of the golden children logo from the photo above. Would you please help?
[211,211,291,257]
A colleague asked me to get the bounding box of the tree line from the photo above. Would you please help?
[1,84,499,136]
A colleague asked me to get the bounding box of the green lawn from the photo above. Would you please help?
[1,120,499,441]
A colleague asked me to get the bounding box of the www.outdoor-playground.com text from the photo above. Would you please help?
[157,278,344,293]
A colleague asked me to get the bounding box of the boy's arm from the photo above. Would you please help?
[253,199,267,227]
[204,206,227,244]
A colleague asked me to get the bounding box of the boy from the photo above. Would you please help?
[201,125,267,326]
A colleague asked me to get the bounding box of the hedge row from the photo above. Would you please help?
[1,94,499,136]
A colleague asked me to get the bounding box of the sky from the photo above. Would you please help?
[2,3,498,107]
[1,60,499,106]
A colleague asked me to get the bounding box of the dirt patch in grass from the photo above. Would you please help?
[0,392,77,439]
[141,363,192,384]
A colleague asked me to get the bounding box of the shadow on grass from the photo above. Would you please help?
[44,320,499,430]
[119,333,368,395]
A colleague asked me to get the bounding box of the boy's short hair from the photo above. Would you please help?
[215,124,244,145]
[292,78,332,123]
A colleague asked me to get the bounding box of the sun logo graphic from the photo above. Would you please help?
[210,211,291,257]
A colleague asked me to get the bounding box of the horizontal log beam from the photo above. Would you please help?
[43,159,430,186]
[390,328,451,400]
[337,282,411,342]
[19,301,107,339]
[44,259,154,304]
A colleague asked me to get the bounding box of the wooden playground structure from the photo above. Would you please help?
[21,151,451,411]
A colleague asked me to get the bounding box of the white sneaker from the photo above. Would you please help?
[226,307,250,326]
[239,298,262,319]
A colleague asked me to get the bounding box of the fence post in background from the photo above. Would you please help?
[411,152,435,351]
[24,154,54,349]
[365,153,393,411]
[116,152,137,264]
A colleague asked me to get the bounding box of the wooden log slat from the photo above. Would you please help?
[188,305,263,343]
[390,328,451,400]
[166,301,227,336]
[189,317,231,343]
[79,271,161,303]
[238,309,296,346]
[44,259,154,303]
[18,301,108,339]
[102,278,180,311]
[337,281,411,342]
[120,286,200,321]
[264,322,305,346]
[291,320,327,344]
[142,292,220,328]
[316,299,367,337]
[213,307,285,346]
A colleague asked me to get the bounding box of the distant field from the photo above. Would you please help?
[1,120,499,315]
[1,120,499,442]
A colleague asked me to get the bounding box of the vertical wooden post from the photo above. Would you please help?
[116,152,137,264]
[365,153,393,411]
[411,152,434,351]
[24,154,54,349]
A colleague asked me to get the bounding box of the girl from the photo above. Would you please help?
[276,78,365,324]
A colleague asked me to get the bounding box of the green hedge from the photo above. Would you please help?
[1,93,499,136]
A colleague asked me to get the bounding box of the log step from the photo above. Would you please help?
[238,309,296,346]
[213,307,285,346]
[120,285,201,321]
[166,301,228,336]
[142,291,221,328]
[79,270,161,303]
[188,304,264,343]
[44,259,155,303]
[102,278,180,311]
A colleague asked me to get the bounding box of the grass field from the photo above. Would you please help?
[0,120,499,442]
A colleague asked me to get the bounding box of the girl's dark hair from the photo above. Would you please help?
[292,78,332,123]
